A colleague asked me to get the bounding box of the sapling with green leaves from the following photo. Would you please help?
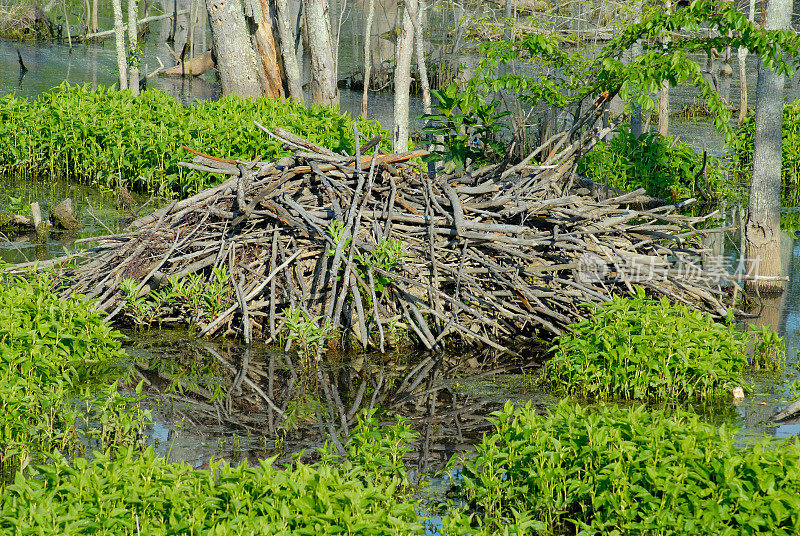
[470,0,800,146]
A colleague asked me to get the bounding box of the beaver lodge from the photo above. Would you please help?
[47,97,740,355]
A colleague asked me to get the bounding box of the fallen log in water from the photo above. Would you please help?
[56,98,743,354]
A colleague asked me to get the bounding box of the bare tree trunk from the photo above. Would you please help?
[188,0,196,73]
[332,0,346,72]
[360,0,374,118]
[393,3,414,152]
[250,0,285,98]
[504,0,513,41]
[275,0,304,102]
[128,0,140,95]
[718,0,734,107]
[629,1,643,138]
[91,0,99,32]
[657,0,670,137]
[204,0,263,98]
[738,0,757,124]
[113,0,129,90]
[303,0,339,107]
[411,0,431,115]
[746,0,791,293]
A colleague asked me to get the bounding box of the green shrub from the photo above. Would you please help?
[444,400,800,536]
[578,125,722,201]
[539,289,774,400]
[0,272,147,470]
[729,102,800,207]
[0,413,422,536]
[0,84,391,198]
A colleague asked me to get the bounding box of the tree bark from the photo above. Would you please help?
[393,3,414,153]
[745,0,791,293]
[204,0,263,98]
[738,0,757,125]
[250,0,286,98]
[275,0,304,102]
[113,0,129,90]
[128,0,140,95]
[657,0,671,137]
[411,0,431,115]
[303,0,339,107]
[360,0,374,118]
[629,1,643,138]
[91,0,99,32]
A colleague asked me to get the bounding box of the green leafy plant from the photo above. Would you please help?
[749,324,786,372]
[444,400,800,536]
[729,101,800,207]
[578,125,722,201]
[326,219,404,302]
[422,82,510,173]
[469,0,800,148]
[121,268,232,329]
[540,288,753,400]
[0,84,391,198]
[1,410,422,535]
[0,271,148,471]
[284,307,329,365]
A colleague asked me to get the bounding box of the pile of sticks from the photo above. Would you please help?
[56,103,735,354]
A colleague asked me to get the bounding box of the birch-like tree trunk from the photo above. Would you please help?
[128,0,140,95]
[629,1,643,138]
[91,0,99,32]
[411,0,431,115]
[738,0,757,124]
[275,0,304,102]
[113,0,128,90]
[204,0,263,98]
[745,0,791,293]
[657,0,671,137]
[303,0,339,107]
[360,0,374,118]
[393,3,414,152]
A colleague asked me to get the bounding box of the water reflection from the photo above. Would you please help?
[126,331,540,472]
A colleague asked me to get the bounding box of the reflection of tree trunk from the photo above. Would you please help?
[204,0,262,98]
[746,0,791,293]
[359,0,374,118]
[276,0,304,102]
[393,4,413,152]
[128,0,140,95]
[113,0,128,90]
[304,0,339,106]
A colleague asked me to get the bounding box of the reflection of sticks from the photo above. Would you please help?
[202,342,286,418]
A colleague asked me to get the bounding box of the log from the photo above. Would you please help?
[50,198,82,230]
[160,50,215,77]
